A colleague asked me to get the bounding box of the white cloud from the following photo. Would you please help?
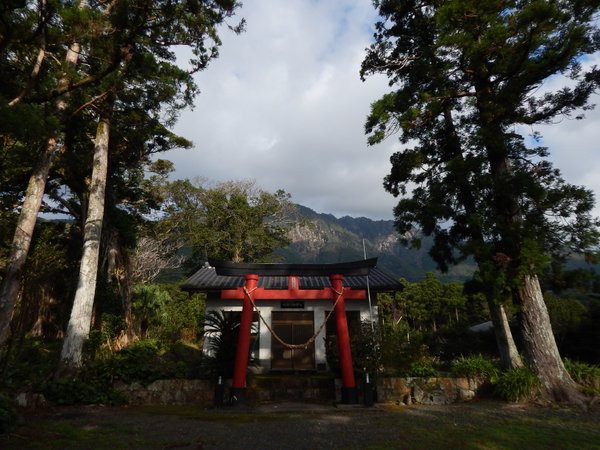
[166,1,600,221]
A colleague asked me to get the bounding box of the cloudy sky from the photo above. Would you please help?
[167,0,600,220]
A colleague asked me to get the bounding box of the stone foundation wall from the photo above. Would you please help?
[113,379,214,406]
[112,376,487,406]
[376,377,487,405]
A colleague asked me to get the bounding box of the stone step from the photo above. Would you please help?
[246,374,336,404]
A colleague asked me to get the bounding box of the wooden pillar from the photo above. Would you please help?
[330,274,357,404]
[230,273,258,405]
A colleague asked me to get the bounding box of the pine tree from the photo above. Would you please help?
[55,0,243,372]
[362,0,600,403]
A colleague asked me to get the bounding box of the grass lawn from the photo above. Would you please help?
[1,400,599,449]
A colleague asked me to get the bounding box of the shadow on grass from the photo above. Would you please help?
[2,401,599,450]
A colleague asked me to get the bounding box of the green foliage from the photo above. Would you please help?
[132,284,171,338]
[407,360,438,378]
[376,274,497,374]
[0,338,63,392]
[0,0,244,363]
[152,286,205,343]
[494,368,540,402]
[545,293,587,341]
[87,339,193,386]
[129,284,204,343]
[43,339,205,406]
[451,355,500,381]
[563,359,600,391]
[1,336,205,407]
[363,0,600,275]
[363,1,600,398]
[84,313,128,360]
[350,321,381,379]
[13,221,81,339]
[377,324,414,376]
[424,326,499,363]
[132,285,170,315]
[202,310,241,379]
[382,275,471,334]
[160,179,293,265]
[543,294,600,362]
[42,377,126,406]
[0,392,17,434]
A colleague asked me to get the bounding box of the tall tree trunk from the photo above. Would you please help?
[488,300,522,369]
[58,115,110,372]
[0,39,81,347]
[0,140,56,346]
[441,107,522,369]
[516,273,584,405]
[105,230,136,343]
[478,104,580,403]
[140,318,148,339]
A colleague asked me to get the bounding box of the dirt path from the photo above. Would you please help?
[2,400,600,449]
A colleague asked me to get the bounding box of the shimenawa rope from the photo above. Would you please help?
[243,285,344,350]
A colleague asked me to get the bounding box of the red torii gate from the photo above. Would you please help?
[209,258,378,405]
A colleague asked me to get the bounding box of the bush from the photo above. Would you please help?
[494,367,540,402]
[42,339,201,406]
[133,285,204,344]
[88,339,192,386]
[424,327,499,363]
[0,392,18,434]
[156,287,205,343]
[350,321,381,379]
[42,377,126,406]
[451,355,500,381]
[0,338,62,392]
[564,359,600,393]
[564,358,600,384]
[406,361,438,377]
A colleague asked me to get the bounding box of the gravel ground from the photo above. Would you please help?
[2,400,600,450]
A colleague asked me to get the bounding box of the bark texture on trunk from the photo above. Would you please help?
[0,139,57,346]
[474,103,581,404]
[105,230,136,344]
[59,117,109,371]
[517,273,584,405]
[0,41,81,348]
[488,300,522,369]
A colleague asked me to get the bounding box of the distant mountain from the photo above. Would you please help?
[276,205,476,282]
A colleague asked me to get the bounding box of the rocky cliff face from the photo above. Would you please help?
[277,205,475,282]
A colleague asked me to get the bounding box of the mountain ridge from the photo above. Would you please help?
[277,204,476,282]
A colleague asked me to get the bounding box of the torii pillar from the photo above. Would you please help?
[230,273,258,405]
[330,274,358,404]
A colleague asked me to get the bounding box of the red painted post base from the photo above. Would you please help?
[231,274,258,395]
[229,387,247,406]
[341,386,358,404]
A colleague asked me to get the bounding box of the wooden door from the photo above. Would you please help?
[271,311,315,370]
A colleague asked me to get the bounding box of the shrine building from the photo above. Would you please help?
[181,258,403,404]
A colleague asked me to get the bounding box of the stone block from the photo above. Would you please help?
[114,379,212,406]
[411,385,425,403]
[15,392,47,409]
[458,388,476,402]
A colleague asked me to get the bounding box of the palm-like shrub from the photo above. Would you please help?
[451,355,500,381]
[132,285,171,338]
[494,368,540,402]
[202,310,242,379]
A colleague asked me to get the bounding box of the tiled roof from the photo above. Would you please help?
[181,265,403,292]
[208,258,377,276]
